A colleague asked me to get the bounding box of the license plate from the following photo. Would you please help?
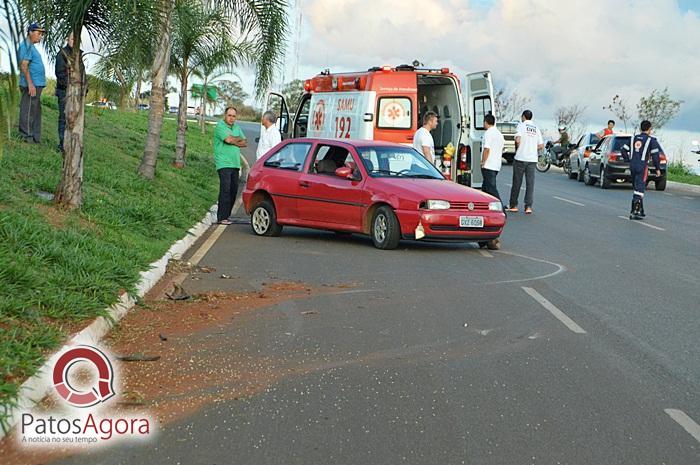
[459,216,484,228]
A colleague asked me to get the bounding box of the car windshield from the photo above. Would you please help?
[497,123,517,134]
[358,147,444,179]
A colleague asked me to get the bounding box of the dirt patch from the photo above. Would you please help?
[36,203,68,229]
[0,280,342,464]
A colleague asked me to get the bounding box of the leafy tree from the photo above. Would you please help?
[281,79,304,109]
[138,0,289,180]
[217,79,248,108]
[637,87,683,131]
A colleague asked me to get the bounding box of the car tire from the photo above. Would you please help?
[371,206,401,250]
[250,200,283,237]
[569,170,578,180]
[578,167,585,182]
[583,165,596,186]
[600,166,611,189]
[655,176,667,191]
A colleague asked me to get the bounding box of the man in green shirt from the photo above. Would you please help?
[214,107,247,224]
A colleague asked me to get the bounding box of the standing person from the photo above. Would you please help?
[480,114,504,207]
[256,111,282,159]
[507,110,544,214]
[55,34,87,153]
[413,111,438,164]
[596,120,615,139]
[214,107,247,225]
[621,120,662,220]
[17,23,46,144]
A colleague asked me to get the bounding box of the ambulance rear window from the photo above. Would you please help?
[377,97,412,130]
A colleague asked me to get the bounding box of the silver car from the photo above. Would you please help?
[496,122,518,164]
[571,133,602,182]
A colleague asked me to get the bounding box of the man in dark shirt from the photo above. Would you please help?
[54,34,87,153]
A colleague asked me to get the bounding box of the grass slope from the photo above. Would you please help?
[0,100,218,429]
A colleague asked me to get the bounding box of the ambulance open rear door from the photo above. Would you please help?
[464,71,494,189]
[263,93,291,140]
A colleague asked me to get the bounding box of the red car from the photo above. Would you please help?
[242,139,506,250]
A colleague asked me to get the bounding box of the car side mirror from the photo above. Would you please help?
[335,167,354,179]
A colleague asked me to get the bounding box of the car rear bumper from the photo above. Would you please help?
[396,209,506,241]
[605,165,667,181]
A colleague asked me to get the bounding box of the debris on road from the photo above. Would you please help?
[166,283,190,301]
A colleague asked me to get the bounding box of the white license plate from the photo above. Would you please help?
[459,216,484,228]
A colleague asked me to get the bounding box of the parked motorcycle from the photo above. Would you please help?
[536,141,577,174]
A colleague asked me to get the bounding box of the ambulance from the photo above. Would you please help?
[264,64,495,188]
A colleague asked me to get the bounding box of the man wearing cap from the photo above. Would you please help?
[17,23,46,143]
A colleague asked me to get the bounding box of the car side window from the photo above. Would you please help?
[309,144,360,178]
[263,143,312,171]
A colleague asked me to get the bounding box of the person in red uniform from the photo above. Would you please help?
[596,120,615,139]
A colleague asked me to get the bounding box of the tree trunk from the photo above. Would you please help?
[199,78,207,134]
[174,68,188,168]
[55,44,86,210]
[138,0,175,180]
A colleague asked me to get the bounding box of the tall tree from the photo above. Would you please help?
[554,104,587,142]
[281,79,303,109]
[170,0,248,167]
[637,88,683,131]
[138,0,289,179]
[137,0,175,180]
[603,95,633,133]
[22,0,156,209]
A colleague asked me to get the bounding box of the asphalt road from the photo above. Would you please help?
[55,125,700,464]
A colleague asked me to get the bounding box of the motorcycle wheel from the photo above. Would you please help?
[563,157,571,176]
[536,154,551,173]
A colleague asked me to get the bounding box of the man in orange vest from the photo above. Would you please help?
[596,120,615,139]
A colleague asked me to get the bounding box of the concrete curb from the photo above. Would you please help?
[667,180,700,194]
[0,204,218,440]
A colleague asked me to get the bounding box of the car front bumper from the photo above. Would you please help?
[396,209,506,241]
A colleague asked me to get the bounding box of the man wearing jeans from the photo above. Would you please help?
[507,110,543,214]
[17,22,46,143]
[480,114,504,207]
[214,107,247,225]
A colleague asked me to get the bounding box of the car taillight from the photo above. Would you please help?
[659,153,667,163]
[459,145,470,171]
[608,152,621,162]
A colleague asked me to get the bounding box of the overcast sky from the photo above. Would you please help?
[280,0,699,131]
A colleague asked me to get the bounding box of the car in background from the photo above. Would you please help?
[137,103,150,111]
[168,106,178,114]
[243,139,506,250]
[86,101,117,110]
[571,133,601,182]
[582,134,667,190]
[496,121,518,163]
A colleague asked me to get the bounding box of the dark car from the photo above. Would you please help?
[582,134,667,190]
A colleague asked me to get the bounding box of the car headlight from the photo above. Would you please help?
[488,201,503,211]
[425,200,451,210]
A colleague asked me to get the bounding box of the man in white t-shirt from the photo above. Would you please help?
[256,111,282,159]
[507,110,544,214]
[413,111,437,164]
[480,113,504,207]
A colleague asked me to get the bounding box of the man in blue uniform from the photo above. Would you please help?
[621,120,663,220]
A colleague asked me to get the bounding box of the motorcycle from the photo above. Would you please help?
[536,141,577,174]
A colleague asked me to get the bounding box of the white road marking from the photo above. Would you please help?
[662,192,673,196]
[554,196,585,207]
[682,196,694,200]
[665,409,700,444]
[488,251,567,285]
[189,225,227,265]
[479,250,494,258]
[617,216,666,231]
[521,287,587,334]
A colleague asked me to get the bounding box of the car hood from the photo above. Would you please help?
[370,177,499,203]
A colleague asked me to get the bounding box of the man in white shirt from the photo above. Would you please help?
[480,113,504,207]
[256,111,282,159]
[413,111,438,164]
[507,110,544,214]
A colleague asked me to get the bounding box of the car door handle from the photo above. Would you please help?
[299,181,310,188]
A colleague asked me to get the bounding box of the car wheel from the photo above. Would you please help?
[577,166,585,182]
[600,166,611,189]
[250,200,283,237]
[583,165,596,186]
[655,176,667,191]
[371,206,401,250]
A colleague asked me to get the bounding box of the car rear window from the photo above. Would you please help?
[612,137,631,152]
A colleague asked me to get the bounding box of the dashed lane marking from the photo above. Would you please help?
[522,287,587,334]
[665,409,700,444]
[553,196,585,207]
[617,216,666,231]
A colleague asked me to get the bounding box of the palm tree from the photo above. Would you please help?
[170,0,248,168]
[138,0,289,180]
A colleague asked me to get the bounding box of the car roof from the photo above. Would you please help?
[285,138,410,149]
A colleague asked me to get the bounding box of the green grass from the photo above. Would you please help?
[0,101,219,430]
[667,161,700,186]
